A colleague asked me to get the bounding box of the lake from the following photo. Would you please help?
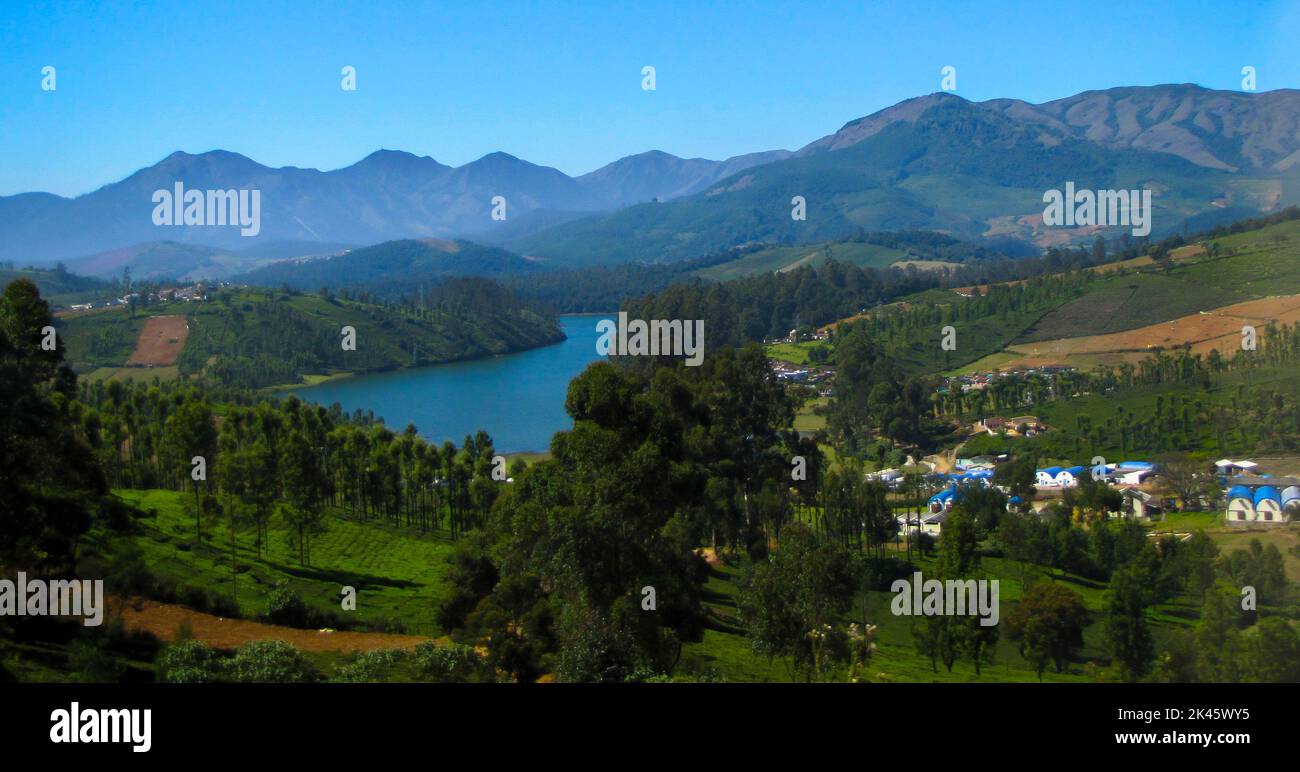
[293,314,610,453]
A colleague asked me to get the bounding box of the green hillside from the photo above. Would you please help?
[512,98,1263,267]
[1013,218,1300,344]
[58,284,564,389]
[91,489,455,636]
[695,241,905,281]
[694,230,1009,282]
[1,264,112,305]
[237,238,543,296]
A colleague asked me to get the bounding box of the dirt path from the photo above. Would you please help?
[126,315,189,366]
[115,597,433,652]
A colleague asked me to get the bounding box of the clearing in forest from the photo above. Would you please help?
[126,314,189,366]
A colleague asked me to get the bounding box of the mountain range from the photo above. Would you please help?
[3,83,1298,274]
[0,145,791,268]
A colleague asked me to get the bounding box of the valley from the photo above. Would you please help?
[4,69,1300,692]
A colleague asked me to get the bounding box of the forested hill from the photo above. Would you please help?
[621,206,1300,355]
[235,238,544,298]
[0,263,109,299]
[58,280,564,389]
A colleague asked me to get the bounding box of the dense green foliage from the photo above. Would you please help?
[236,238,541,293]
[4,208,1300,684]
[0,279,107,573]
[512,98,1248,265]
[434,348,810,681]
[57,283,563,389]
[0,262,108,300]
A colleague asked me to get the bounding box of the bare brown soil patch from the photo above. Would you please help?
[116,597,431,652]
[127,315,189,366]
[994,294,1300,370]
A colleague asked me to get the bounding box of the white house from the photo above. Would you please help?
[1054,466,1087,488]
[1225,481,1295,524]
[1122,489,1163,520]
[919,510,949,535]
[1216,459,1259,477]
[1227,484,1256,522]
[1254,486,1283,522]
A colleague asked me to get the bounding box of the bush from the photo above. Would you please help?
[229,640,317,683]
[331,648,409,683]
[157,639,223,683]
[265,582,309,628]
[104,542,153,596]
[412,642,494,683]
[180,585,211,613]
[68,634,127,682]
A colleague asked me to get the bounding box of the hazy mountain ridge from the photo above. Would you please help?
[3,84,1296,271]
[0,146,793,264]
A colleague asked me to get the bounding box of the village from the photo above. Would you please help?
[61,282,209,314]
[893,454,1300,537]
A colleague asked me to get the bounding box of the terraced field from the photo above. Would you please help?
[96,489,456,636]
[989,294,1300,370]
[1015,272,1250,344]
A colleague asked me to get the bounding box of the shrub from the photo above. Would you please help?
[331,648,409,683]
[412,642,494,683]
[229,640,317,683]
[264,581,309,628]
[104,542,153,596]
[68,634,127,683]
[157,639,223,683]
[180,585,211,612]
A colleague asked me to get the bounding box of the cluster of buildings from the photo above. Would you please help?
[899,463,1005,535]
[909,457,1161,530]
[770,360,835,395]
[894,454,1300,536]
[940,366,1074,396]
[65,283,207,313]
[784,327,830,343]
[1034,461,1155,488]
[977,416,1044,437]
[156,284,206,302]
[68,296,130,312]
[1220,460,1299,524]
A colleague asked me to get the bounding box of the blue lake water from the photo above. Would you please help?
[293,314,610,453]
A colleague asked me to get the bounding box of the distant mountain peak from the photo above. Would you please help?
[473,151,526,165]
[5,83,1298,267]
[359,148,439,163]
[797,92,973,155]
[801,84,1300,172]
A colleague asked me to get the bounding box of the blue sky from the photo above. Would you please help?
[2,0,1298,196]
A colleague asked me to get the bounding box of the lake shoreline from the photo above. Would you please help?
[262,320,576,393]
[287,314,610,453]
